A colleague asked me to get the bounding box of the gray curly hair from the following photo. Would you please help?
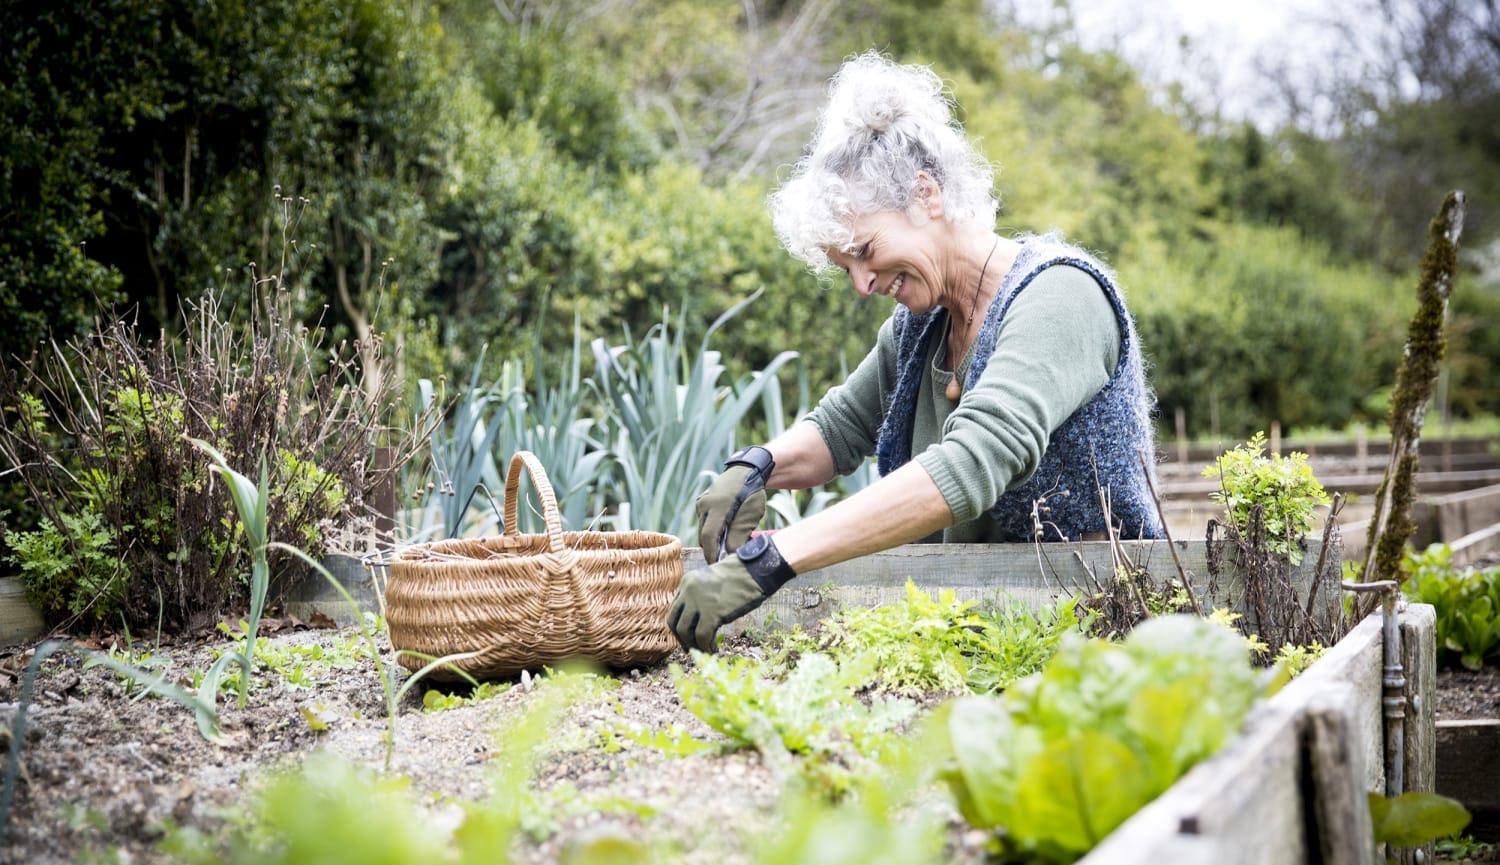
[770,52,998,273]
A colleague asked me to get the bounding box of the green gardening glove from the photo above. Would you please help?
[667,533,797,653]
[695,445,775,563]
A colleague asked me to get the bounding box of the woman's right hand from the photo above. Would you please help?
[695,445,775,562]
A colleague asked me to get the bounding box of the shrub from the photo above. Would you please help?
[1202,431,1330,566]
[0,286,411,632]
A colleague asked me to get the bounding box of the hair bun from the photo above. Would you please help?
[855,89,903,134]
[830,53,949,139]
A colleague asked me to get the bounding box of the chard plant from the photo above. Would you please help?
[931,615,1270,863]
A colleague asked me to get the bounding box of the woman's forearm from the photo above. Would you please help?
[770,459,952,573]
[764,421,838,489]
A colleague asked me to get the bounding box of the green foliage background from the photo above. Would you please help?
[3,0,1497,436]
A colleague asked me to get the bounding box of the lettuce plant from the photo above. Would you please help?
[931,616,1267,863]
[1404,544,1500,670]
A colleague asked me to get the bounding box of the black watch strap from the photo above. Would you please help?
[725,445,775,488]
[737,533,797,594]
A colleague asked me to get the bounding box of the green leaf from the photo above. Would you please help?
[1369,791,1470,847]
[937,696,1031,830]
[1124,679,1212,791]
[1014,730,1153,854]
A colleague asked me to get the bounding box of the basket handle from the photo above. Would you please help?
[503,451,566,554]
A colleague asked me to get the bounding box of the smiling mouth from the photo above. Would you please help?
[886,273,906,298]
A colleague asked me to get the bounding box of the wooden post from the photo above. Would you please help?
[1270,420,1282,457]
[372,445,396,536]
[1305,685,1376,865]
[1356,425,1369,478]
[1175,406,1189,466]
[1396,603,1437,865]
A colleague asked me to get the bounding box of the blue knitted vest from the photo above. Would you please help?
[874,237,1164,542]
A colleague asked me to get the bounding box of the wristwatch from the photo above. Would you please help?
[736,532,797,594]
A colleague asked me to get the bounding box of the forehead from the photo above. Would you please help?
[831,210,911,252]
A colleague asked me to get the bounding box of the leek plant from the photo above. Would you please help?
[409,346,509,540]
[192,439,271,713]
[494,318,611,534]
[591,291,798,540]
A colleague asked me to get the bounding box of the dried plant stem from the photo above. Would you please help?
[1138,450,1203,616]
[1362,191,1466,588]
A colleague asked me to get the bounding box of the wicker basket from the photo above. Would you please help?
[385,451,683,680]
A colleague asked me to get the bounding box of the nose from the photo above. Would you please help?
[849,264,877,297]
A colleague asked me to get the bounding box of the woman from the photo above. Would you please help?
[668,52,1163,653]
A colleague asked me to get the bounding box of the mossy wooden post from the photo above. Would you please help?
[1362,192,1466,588]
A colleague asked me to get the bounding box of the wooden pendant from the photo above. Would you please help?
[945,376,962,402]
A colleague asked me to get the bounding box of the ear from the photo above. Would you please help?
[910,171,945,220]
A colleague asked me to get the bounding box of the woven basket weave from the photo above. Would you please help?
[385,451,683,680]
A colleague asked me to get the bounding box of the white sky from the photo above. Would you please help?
[1005,0,1356,128]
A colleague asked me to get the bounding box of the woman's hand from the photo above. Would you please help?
[695,445,774,562]
[669,533,796,652]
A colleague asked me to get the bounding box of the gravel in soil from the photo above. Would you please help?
[0,624,983,865]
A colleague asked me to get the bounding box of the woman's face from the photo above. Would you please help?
[825,208,952,315]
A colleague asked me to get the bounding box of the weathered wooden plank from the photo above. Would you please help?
[289,539,1337,637]
[685,539,1334,636]
[0,577,45,649]
[1306,686,1378,865]
[1164,469,1500,499]
[1436,720,1500,839]
[1451,522,1500,566]
[1277,612,1386,793]
[1396,603,1438,865]
[1433,483,1500,539]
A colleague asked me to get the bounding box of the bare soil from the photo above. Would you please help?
[0,622,984,865]
[4,612,1497,865]
[1436,664,1500,722]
